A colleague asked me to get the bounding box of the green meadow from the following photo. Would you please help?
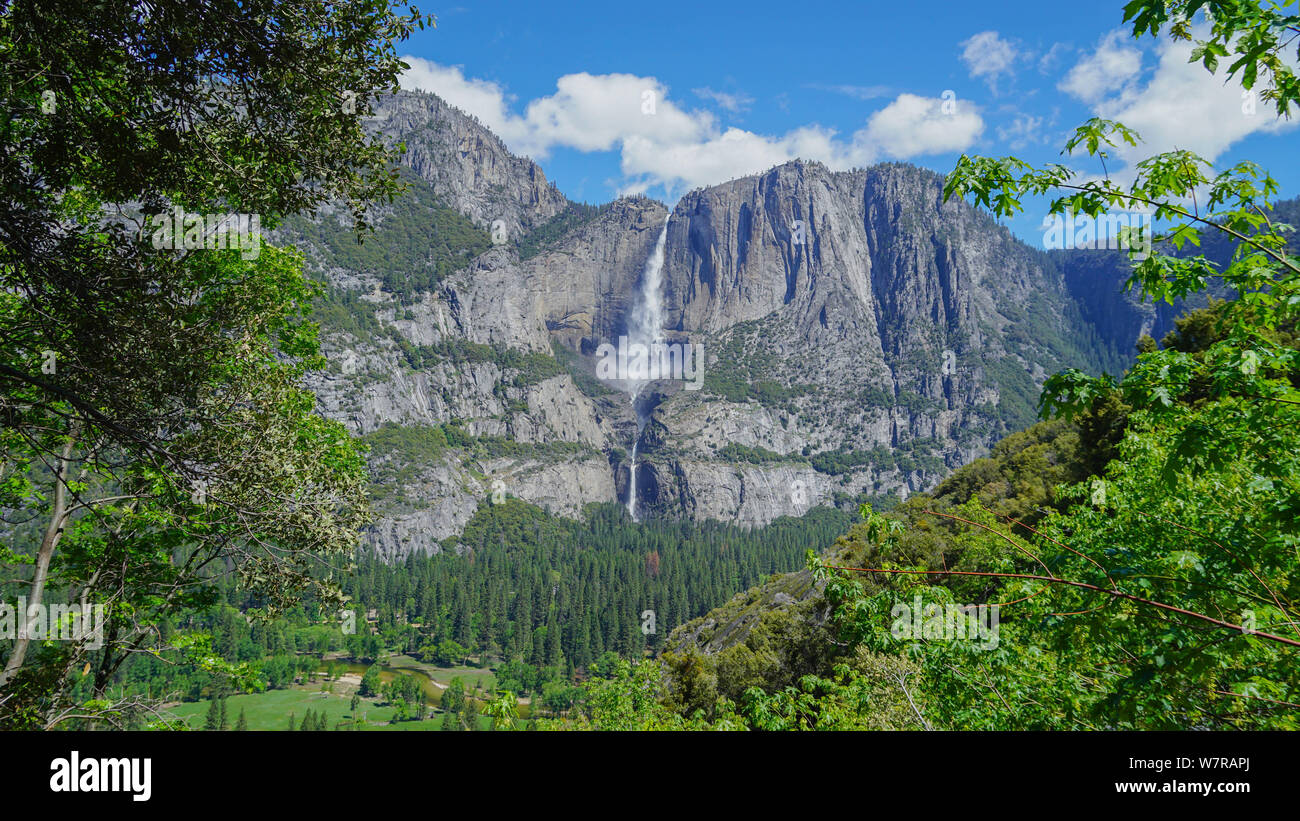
[166,656,527,731]
[167,688,521,731]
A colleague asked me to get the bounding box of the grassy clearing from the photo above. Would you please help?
[166,657,523,731]
[166,686,526,731]
[169,688,368,730]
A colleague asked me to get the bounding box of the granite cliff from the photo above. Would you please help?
[286,89,1205,559]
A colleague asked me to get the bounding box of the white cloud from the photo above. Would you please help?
[1061,27,1296,167]
[1058,30,1142,105]
[399,60,710,159]
[960,31,1020,88]
[520,72,710,156]
[618,128,817,197]
[398,60,530,147]
[1038,42,1072,74]
[859,94,985,159]
[399,57,985,196]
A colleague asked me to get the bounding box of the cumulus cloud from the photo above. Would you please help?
[960,31,1020,88]
[399,60,709,159]
[399,57,985,196]
[1059,27,1296,166]
[1058,30,1142,104]
[398,60,529,146]
[858,94,985,158]
[523,72,711,156]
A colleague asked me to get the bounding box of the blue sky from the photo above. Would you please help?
[398,1,1299,243]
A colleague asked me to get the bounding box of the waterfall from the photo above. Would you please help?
[625,218,669,521]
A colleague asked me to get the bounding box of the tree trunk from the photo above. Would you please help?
[0,434,75,688]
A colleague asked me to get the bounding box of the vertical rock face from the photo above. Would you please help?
[296,89,1226,558]
[1045,199,1300,349]
[663,160,1068,351]
[1058,249,1176,346]
[625,159,1131,524]
[524,197,668,347]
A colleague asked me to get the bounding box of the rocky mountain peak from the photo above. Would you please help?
[296,90,1190,558]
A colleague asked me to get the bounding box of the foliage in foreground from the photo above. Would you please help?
[0,0,426,728]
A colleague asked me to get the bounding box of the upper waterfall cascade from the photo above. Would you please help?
[625,218,670,521]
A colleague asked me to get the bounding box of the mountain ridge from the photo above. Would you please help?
[288,89,1219,558]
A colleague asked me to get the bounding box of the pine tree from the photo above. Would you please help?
[236,708,247,731]
[204,699,220,730]
[463,696,478,731]
[545,613,562,667]
[218,697,229,731]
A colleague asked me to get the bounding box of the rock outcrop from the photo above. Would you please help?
[368,92,569,238]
